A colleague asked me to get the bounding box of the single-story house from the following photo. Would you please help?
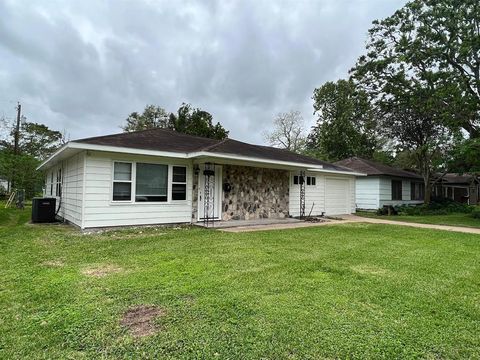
[432,173,480,204]
[335,157,424,210]
[38,129,362,229]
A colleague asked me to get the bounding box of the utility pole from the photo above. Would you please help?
[11,102,21,190]
[14,102,21,155]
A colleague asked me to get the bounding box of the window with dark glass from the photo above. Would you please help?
[135,163,168,202]
[113,162,132,201]
[172,166,187,200]
[410,182,424,200]
[306,176,316,186]
[293,175,299,185]
[391,180,402,200]
[55,168,62,197]
[50,172,54,196]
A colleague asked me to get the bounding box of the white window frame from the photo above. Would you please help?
[112,161,134,203]
[171,165,187,201]
[110,161,189,204]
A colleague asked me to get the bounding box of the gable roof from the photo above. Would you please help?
[75,128,351,171]
[434,173,479,185]
[335,157,422,179]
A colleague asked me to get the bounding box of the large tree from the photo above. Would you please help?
[353,0,479,138]
[306,79,380,162]
[0,118,65,196]
[350,0,471,203]
[168,103,229,140]
[122,105,170,132]
[263,110,306,153]
[123,103,229,140]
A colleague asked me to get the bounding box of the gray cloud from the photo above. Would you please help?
[0,0,407,144]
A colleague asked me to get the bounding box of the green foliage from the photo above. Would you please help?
[123,103,229,140]
[122,105,170,132]
[307,79,380,162]
[0,150,42,198]
[1,121,65,160]
[168,103,229,140]
[448,138,480,173]
[0,120,63,198]
[471,208,480,219]
[348,0,480,201]
[396,200,474,216]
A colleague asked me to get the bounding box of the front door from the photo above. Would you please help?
[198,164,222,220]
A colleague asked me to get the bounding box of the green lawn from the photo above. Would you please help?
[357,211,480,228]
[1,207,480,359]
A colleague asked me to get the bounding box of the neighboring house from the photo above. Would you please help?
[432,173,480,205]
[335,157,424,210]
[38,129,361,229]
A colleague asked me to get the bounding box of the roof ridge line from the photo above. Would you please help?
[199,138,229,152]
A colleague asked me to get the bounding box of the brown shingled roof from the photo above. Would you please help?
[334,157,422,179]
[74,128,352,171]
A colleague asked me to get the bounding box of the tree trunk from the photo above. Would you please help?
[424,178,432,205]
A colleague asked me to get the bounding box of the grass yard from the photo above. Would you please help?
[357,211,480,229]
[1,207,480,359]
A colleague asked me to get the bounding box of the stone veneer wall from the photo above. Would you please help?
[191,170,199,221]
[222,165,289,220]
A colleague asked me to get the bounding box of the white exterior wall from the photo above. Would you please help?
[355,177,380,210]
[43,152,85,227]
[289,172,355,216]
[82,151,193,228]
[289,172,325,217]
[379,177,423,208]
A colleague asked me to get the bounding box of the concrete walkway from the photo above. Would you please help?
[340,215,480,235]
[219,215,480,234]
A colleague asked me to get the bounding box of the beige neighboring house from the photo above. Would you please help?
[38,129,362,229]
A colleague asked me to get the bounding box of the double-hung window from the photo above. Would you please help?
[172,166,187,200]
[113,162,132,201]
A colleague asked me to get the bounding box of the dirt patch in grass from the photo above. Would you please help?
[120,305,166,337]
[81,264,124,277]
[42,260,65,267]
[351,264,389,276]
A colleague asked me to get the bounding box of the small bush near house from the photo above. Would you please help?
[376,199,474,216]
[471,208,480,219]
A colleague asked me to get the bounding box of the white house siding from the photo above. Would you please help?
[289,172,325,217]
[60,152,84,226]
[43,152,85,227]
[289,173,355,216]
[379,177,423,207]
[82,151,193,228]
[355,177,380,210]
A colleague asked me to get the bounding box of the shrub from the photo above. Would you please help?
[471,208,480,219]
[395,199,474,216]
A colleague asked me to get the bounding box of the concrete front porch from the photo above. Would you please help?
[194,217,339,232]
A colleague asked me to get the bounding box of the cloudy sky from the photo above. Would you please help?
[0,0,407,145]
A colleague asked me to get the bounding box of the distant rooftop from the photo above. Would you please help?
[334,157,422,179]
